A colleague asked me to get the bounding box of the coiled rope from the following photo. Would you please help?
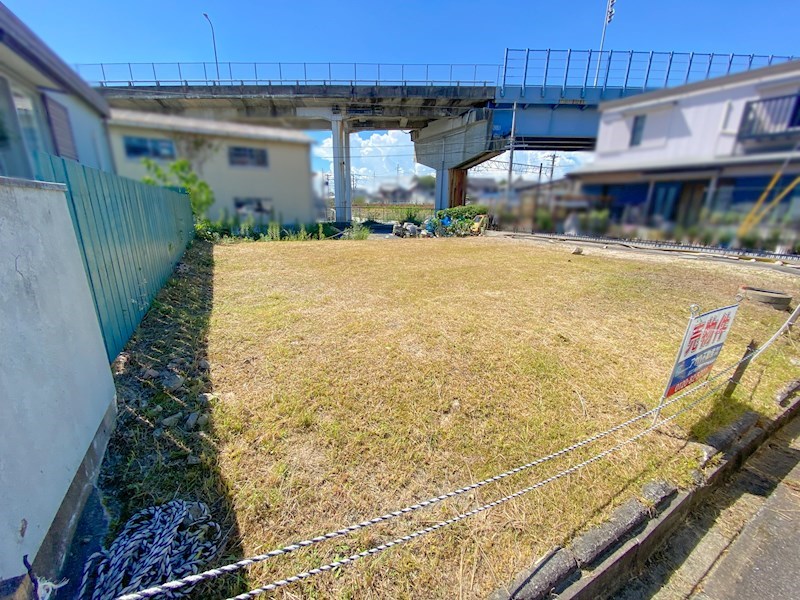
[79,500,220,600]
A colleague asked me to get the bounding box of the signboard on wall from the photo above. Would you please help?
[665,304,739,397]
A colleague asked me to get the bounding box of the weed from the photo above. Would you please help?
[344,221,371,240]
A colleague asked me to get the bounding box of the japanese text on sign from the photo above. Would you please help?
[666,304,738,397]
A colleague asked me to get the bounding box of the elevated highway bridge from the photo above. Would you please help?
[79,49,796,219]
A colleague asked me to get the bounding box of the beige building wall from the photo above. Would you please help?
[109,124,314,223]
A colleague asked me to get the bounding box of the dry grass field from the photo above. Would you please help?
[106,237,800,599]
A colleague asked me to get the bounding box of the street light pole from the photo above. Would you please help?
[202,13,220,81]
[593,0,615,86]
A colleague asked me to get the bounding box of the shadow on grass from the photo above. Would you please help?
[75,241,248,598]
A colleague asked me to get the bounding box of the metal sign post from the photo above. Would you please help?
[653,302,740,424]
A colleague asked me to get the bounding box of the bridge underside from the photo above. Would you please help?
[101,84,494,131]
[99,84,601,218]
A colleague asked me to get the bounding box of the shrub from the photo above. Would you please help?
[450,218,473,237]
[436,204,489,220]
[344,222,371,240]
[142,158,214,217]
[402,207,423,226]
[534,209,554,232]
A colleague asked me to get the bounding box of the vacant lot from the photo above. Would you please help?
[107,237,799,599]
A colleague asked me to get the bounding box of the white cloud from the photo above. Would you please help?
[313,130,433,191]
[312,130,592,190]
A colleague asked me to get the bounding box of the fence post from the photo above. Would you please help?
[723,340,758,400]
[788,303,800,331]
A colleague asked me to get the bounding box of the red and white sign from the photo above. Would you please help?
[665,304,739,397]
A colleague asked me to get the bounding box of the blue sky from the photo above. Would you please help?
[9,0,800,187]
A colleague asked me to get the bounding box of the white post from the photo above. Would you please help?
[653,306,698,425]
[505,102,518,207]
[434,137,449,211]
[434,168,450,212]
[343,124,352,222]
[331,117,350,222]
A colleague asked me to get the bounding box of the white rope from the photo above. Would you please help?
[115,358,741,600]
[118,305,798,599]
[229,376,730,599]
[80,500,220,600]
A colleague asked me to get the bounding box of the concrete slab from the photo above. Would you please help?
[700,460,800,600]
[611,415,800,600]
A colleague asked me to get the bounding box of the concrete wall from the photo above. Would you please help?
[0,177,116,582]
[43,90,114,172]
[414,110,494,170]
[594,71,800,165]
[108,124,315,223]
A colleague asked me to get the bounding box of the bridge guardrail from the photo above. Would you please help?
[76,51,798,97]
[74,61,503,88]
[501,49,797,96]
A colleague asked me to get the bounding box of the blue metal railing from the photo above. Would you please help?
[738,93,800,140]
[500,49,797,96]
[74,61,503,87]
[75,51,798,96]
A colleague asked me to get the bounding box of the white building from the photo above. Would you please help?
[109,110,317,223]
[569,60,800,233]
[0,4,114,178]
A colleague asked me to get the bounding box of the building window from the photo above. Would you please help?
[234,197,273,219]
[124,136,176,159]
[629,115,646,147]
[11,87,46,155]
[790,97,800,129]
[229,146,268,167]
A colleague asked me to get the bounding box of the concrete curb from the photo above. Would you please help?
[490,395,800,600]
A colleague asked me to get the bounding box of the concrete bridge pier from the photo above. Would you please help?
[434,168,449,211]
[331,116,352,222]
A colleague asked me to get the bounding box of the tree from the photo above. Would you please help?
[142,158,214,217]
[414,175,436,190]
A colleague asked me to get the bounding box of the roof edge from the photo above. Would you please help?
[598,59,800,112]
[0,4,109,116]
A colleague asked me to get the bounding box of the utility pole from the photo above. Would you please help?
[505,102,518,207]
[594,0,616,86]
[532,163,543,231]
[547,152,557,211]
[202,13,220,81]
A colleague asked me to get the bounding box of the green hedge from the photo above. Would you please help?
[436,205,489,220]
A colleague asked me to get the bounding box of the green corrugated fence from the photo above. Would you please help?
[32,151,194,362]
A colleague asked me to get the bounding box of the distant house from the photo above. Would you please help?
[377,183,411,204]
[409,180,435,205]
[467,176,499,201]
[0,4,114,178]
[108,110,316,223]
[568,60,800,234]
[517,178,589,218]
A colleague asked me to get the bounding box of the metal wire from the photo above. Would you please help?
[116,306,797,600]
